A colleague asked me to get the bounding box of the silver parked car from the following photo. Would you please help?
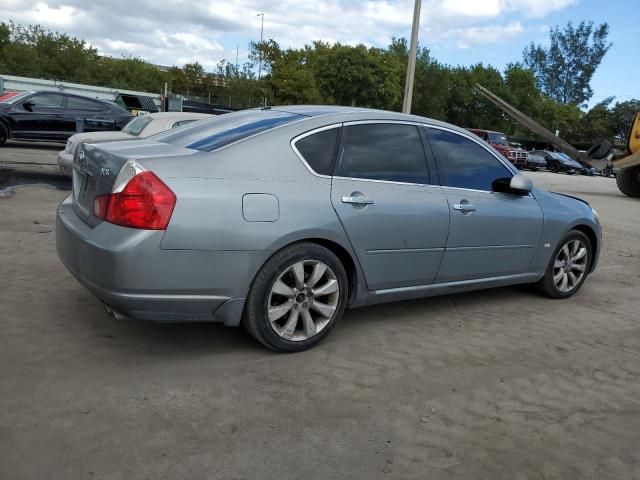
[56,106,601,352]
[57,112,212,175]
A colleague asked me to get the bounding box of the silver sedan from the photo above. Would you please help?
[56,106,601,351]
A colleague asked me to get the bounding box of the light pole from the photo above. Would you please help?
[257,13,264,81]
[402,0,421,114]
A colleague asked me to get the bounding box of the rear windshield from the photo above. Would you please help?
[122,115,153,136]
[0,91,35,104]
[152,109,303,151]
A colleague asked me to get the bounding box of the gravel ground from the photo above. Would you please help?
[1,170,639,480]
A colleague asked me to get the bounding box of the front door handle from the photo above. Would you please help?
[342,195,374,205]
[452,203,476,212]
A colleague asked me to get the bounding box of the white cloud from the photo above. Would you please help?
[0,0,577,69]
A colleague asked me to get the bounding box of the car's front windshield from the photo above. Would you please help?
[0,91,35,104]
[488,133,509,146]
[122,115,153,136]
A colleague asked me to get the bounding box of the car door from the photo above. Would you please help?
[329,121,450,291]
[63,95,117,136]
[10,92,65,140]
[427,127,543,283]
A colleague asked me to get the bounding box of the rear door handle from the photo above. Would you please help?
[342,196,374,205]
[452,203,476,212]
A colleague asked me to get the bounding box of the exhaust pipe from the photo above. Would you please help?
[104,303,129,321]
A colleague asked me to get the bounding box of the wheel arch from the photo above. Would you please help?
[571,224,598,272]
[261,232,363,306]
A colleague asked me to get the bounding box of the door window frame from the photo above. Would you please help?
[424,124,526,195]
[291,120,438,186]
[290,123,342,179]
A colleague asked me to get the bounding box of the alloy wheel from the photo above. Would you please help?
[267,260,340,341]
[552,239,588,293]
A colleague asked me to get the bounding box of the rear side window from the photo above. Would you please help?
[336,123,429,184]
[66,96,104,111]
[294,128,338,176]
[428,128,512,191]
[152,109,303,152]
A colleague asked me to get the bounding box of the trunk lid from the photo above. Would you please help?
[71,139,196,227]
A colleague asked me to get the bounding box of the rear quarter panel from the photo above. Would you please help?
[157,125,353,253]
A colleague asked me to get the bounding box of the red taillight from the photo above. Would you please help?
[97,171,176,230]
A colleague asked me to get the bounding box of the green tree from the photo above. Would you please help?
[611,100,640,142]
[523,21,611,106]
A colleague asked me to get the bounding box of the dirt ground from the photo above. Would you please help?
[1,168,639,480]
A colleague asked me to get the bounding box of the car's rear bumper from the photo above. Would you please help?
[56,195,266,325]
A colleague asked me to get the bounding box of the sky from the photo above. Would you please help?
[1,0,637,107]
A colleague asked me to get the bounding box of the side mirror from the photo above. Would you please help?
[492,175,533,195]
[509,174,533,194]
[22,100,35,111]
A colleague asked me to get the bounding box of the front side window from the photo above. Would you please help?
[336,123,429,184]
[428,128,512,191]
[294,127,338,176]
[25,93,64,108]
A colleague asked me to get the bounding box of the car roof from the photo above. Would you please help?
[466,128,504,135]
[268,105,466,132]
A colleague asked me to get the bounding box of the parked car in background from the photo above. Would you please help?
[520,152,547,171]
[0,90,132,145]
[57,106,601,352]
[467,128,528,166]
[57,112,212,175]
[554,152,596,176]
[531,150,585,174]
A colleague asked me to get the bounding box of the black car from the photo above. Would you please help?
[530,150,585,174]
[0,90,133,144]
[520,152,547,171]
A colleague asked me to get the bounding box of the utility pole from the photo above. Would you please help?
[235,45,239,73]
[402,0,421,114]
[257,13,264,81]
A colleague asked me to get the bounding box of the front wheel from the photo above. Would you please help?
[549,162,561,173]
[243,242,348,352]
[535,230,592,299]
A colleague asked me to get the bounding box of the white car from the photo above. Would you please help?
[57,112,212,175]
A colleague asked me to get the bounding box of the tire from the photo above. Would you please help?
[0,123,8,145]
[549,161,561,173]
[535,230,592,299]
[243,242,348,352]
[586,139,613,160]
[615,166,640,198]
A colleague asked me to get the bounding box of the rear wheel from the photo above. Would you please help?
[536,230,592,299]
[615,166,640,197]
[0,123,8,145]
[243,242,348,352]
[549,161,561,173]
